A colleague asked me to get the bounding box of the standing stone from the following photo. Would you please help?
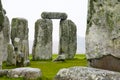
[11,18,29,66]
[32,19,53,60]
[0,0,5,69]
[59,20,77,59]
[2,16,10,61]
[86,0,120,71]
[7,44,16,66]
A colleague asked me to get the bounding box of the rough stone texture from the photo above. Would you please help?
[0,31,4,69]
[41,12,67,20]
[88,55,120,72]
[7,67,42,80]
[59,20,77,59]
[7,44,16,66]
[55,66,120,80]
[2,16,10,61]
[32,19,53,60]
[11,18,29,66]
[53,54,65,62]
[0,69,9,77]
[86,0,120,71]
[0,0,5,27]
[14,38,27,67]
[0,0,10,69]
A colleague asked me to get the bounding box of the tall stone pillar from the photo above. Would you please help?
[11,18,29,66]
[59,20,77,59]
[0,0,9,69]
[3,16,10,61]
[32,19,53,60]
[86,0,120,71]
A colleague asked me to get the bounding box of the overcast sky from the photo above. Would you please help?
[2,0,88,53]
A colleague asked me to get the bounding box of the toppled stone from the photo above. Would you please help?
[53,54,65,62]
[55,66,120,80]
[32,19,53,60]
[7,44,16,66]
[41,12,67,20]
[86,0,120,71]
[11,18,29,66]
[7,67,42,80]
[59,19,77,59]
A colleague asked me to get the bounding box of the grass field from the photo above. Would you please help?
[1,54,87,80]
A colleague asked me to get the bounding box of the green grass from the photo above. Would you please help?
[1,54,87,80]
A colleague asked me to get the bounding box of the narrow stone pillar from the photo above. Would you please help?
[86,0,120,71]
[0,0,6,69]
[11,18,29,66]
[2,16,10,61]
[0,31,4,69]
[59,19,77,59]
[7,44,16,66]
[32,19,53,60]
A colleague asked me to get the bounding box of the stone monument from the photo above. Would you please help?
[11,18,29,66]
[32,12,77,60]
[32,19,53,60]
[59,19,77,59]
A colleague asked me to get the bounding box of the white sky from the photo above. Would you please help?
[2,0,88,53]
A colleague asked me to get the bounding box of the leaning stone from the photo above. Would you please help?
[86,0,120,71]
[7,67,42,80]
[55,66,120,80]
[7,44,16,66]
[32,19,53,60]
[11,18,29,66]
[59,19,77,59]
[41,12,67,20]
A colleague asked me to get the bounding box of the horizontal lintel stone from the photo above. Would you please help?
[41,12,67,20]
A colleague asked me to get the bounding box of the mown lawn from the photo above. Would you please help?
[1,54,87,80]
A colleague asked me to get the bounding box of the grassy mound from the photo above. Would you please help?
[1,54,87,80]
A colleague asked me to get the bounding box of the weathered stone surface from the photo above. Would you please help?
[55,66,120,80]
[88,55,120,72]
[2,16,10,61]
[41,12,67,20]
[59,19,77,59]
[32,19,53,60]
[11,18,29,66]
[53,54,65,62]
[0,31,4,69]
[0,0,5,27]
[86,0,120,71]
[7,67,42,80]
[7,44,16,66]
[0,69,9,77]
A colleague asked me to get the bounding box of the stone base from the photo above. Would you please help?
[88,55,120,72]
